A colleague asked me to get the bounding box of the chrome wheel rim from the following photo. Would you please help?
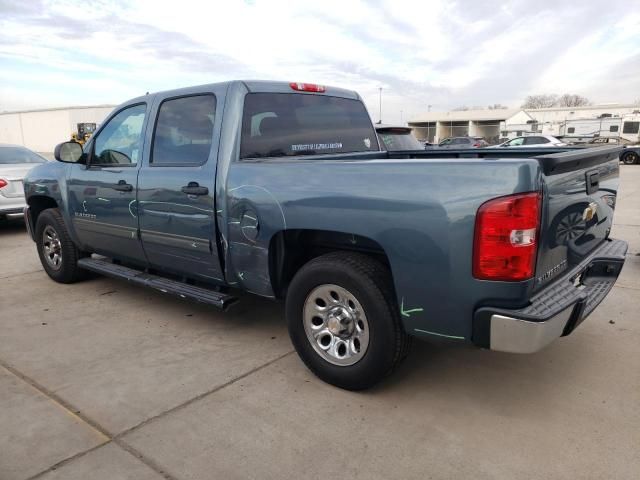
[42,225,63,270]
[303,284,370,366]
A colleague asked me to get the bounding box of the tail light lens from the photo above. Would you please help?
[0,179,8,189]
[473,192,541,281]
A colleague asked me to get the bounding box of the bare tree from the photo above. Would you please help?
[452,105,470,111]
[521,94,558,109]
[487,104,508,110]
[522,93,591,109]
[556,94,591,107]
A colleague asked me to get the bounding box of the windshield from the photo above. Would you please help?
[0,146,47,164]
[378,130,423,150]
[240,93,379,159]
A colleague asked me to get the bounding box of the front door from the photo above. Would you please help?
[137,91,223,283]
[67,103,148,263]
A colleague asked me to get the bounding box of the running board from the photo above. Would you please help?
[77,258,237,310]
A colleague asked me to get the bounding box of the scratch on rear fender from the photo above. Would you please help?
[400,297,424,318]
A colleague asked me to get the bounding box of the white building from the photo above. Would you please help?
[0,105,115,154]
[409,103,640,144]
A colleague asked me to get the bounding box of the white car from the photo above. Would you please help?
[0,144,48,220]
[499,135,566,148]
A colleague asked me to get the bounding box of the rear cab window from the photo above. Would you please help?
[240,93,379,159]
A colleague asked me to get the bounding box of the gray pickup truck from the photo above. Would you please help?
[23,80,627,390]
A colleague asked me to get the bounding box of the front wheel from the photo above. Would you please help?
[622,151,638,165]
[286,252,411,390]
[35,208,86,283]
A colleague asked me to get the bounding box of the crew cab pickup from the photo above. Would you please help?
[23,81,628,390]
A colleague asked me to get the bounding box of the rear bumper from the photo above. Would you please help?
[473,238,628,353]
[0,207,24,215]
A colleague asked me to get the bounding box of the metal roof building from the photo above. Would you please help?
[408,104,640,144]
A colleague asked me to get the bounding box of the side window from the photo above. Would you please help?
[622,122,639,134]
[453,138,467,145]
[525,136,549,145]
[93,104,146,166]
[152,95,216,165]
[509,137,525,146]
[439,138,452,145]
[609,125,619,132]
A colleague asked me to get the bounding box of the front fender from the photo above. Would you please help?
[23,162,78,242]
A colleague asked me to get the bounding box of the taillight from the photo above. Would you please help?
[473,143,481,147]
[289,82,326,93]
[473,192,541,281]
[0,179,7,189]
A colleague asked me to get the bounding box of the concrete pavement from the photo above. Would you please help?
[1,166,639,480]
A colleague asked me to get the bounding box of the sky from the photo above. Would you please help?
[0,0,639,123]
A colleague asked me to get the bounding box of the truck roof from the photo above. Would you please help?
[125,80,361,106]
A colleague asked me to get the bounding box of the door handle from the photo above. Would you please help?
[181,182,209,196]
[112,180,133,192]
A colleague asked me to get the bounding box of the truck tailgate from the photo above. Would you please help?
[533,146,622,291]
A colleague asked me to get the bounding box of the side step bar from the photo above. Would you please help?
[77,258,238,310]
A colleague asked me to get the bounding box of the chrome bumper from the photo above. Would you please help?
[490,309,573,354]
[473,238,628,354]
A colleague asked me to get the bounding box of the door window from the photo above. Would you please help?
[152,95,217,165]
[508,137,525,146]
[92,104,146,166]
[524,136,549,145]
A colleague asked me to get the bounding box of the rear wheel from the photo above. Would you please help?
[35,208,85,283]
[622,151,638,165]
[286,252,411,390]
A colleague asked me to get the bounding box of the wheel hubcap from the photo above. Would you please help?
[42,225,63,270]
[303,284,369,366]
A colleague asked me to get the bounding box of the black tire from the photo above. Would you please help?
[35,208,85,283]
[622,151,638,165]
[286,252,411,390]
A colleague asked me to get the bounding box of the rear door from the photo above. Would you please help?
[534,147,621,290]
[137,88,225,283]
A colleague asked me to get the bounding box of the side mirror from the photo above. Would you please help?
[54,141,84,163]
